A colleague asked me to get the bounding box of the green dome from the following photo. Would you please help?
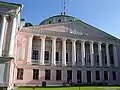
[40,15,79,25]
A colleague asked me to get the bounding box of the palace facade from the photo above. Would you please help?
[0,1,120,90]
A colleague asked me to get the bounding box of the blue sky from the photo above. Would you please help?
[2,0,120,38]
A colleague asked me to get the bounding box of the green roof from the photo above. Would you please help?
[0,1,23,8]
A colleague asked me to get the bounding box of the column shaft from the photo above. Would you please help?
[106,44,110,67]
[8,15,17,57]
[72,39,76,66]
[51,37,57,66]
[98,42,102,66]
[90,41,94,66]
[62,38,66,66]
[81,40,85,66]
[40,36,46,65]
[0,15,6,56]
[27,35,33,64]
[113,45,118,67]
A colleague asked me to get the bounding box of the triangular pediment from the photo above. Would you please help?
[38,21,118,41]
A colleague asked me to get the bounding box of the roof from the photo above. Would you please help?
[40,15,79,25]
[0,1,23,8]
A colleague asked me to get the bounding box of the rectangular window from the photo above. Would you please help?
[33,69,39,80]
[97,55,99,64]
[56,70,61,80]
[45,51,49,60]
[104,71,108,80]
[45,69,51,80]
[56,52,59,61]
[96,71,100,80]
[67,70,72,82]
[32,50,39,60]
[17,68,24,80]
[77,70,82,83]
[112,71,116,80]
[87,71,91,83]
[110,56,114,64]
[66,53,68,62]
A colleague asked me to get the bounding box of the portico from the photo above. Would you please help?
[28,35,118,67]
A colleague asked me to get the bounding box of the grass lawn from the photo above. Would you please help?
[17,86,120,90]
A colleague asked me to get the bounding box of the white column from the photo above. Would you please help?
[90,41,94,66]
[62,38,66,66]
[113,44,118,67]
[81,40,85,66]
[51,37,57,66]
[8,15,17,57]
[27,35,33,64]
[98,42,102,66]
[0,15,6,56]
[72,39,76,66]
[40,36,46,65]
[106,43,110,67]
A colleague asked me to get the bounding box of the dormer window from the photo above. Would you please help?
[58,19,61,22]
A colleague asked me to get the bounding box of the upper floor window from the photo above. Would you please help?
[66,53,68,62]
[56,52,59,61]
[33,69,39,80]
[32,50,39,60]
[45,51,49,60]
[17,68,24,80]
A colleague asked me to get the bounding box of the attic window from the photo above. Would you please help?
[48,21,52,24]
[58,19,61,22]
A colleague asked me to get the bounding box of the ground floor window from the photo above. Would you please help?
[77,70,82,83]
[33,69,39,80]
[56,70,61,80]
[45,69,51,80]
[87,71,91,83]
[96,71,100,80]
[104,71,108,80]
[67,70,72,83]
[112,71,116,80]
[17,68,24,80]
